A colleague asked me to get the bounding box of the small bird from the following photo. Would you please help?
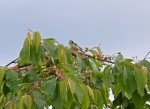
[69,40,83,52]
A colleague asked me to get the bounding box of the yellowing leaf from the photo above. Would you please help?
[97,46,102,55]
[23,95,33,109]
[68,79,75,94]
[87,85,94,101]
[57,45,68,64]
[18,96,24,109]
[33,32,41,53]
[8,101,16,109]
[0,68,6,94]
[27,32,32,45]
[142,66,148,84]
[0,95,6,108]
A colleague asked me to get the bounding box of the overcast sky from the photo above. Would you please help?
[1,0,150,66]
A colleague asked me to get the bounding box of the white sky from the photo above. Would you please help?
[1,0,150,66]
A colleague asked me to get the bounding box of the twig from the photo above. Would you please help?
[78,52,114,64]
[100,59,114,64]
[144,51,150,60]
[5,57,19,67]
[88,43,101,51]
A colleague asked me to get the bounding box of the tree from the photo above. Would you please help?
[0,32,150,109]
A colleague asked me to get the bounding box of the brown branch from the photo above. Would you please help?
[78,52,114,64]
[48,67,66,80]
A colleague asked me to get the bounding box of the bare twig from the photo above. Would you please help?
[144,51,150,60]
[5,57,19,67]
[89,43,101,50]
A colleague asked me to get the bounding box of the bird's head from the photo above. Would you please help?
[69,40,74,44]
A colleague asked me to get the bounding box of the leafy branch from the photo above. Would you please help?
[0,32,150,109]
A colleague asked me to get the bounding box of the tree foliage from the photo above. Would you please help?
[0,32,150,109]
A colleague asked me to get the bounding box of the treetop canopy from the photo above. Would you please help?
[0,32,150,109]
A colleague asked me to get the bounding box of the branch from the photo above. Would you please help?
[144,51,150,60]
[100,59,114,64]
[78,52,114,64]
[5,57,19,67]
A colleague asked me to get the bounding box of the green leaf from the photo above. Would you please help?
[67,87,74,108]
[122,58,133,63]
[6,70,19,93]
[30,44,37,64]
[116,54,123,63]
[52,85,63,109]
[113,82,122,98]
[101,85,109,105]
[57,45,68,64]
[65,47,74,64]
[33,90,47,109]
[7,101,17,109]
[26,70,39,82]
[75,83,84,104]
[18,36,31,66]
[93,89,103,109]
[41,77,57,98]
[24,95,33,109]
[80,84,90,109]
[87,85,94,101]
[134,67,147,96]
[123,66,137,96]
[90,74,97,85]
[127,72,137,93]
[112,93,122,108]
[89,49,98,55]
[61,65,78,81]
[76,56,85,72]
[122,98,129,109]
[102,65,112,88]
[0,68,6,85]
[33,32,41,53]
[123,67,128,86]
[18,96,25,109]
[59,80,68,103]
[43,38,57,63]
[0,95,6,108]
[89,58,98,73]
[132,91,147,108]
[6,70,18,80]
[0,68,6,94]
[18,95,33,109]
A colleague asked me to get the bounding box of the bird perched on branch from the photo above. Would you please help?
[69,40,84,57]
[69,40,84,52]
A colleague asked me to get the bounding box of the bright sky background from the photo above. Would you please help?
[1,0,150,66]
